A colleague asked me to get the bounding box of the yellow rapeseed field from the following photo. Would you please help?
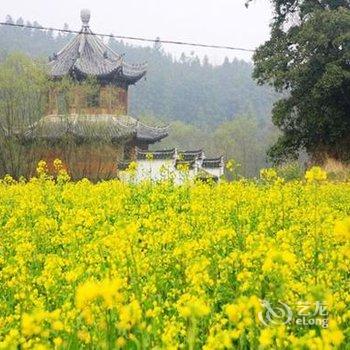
[0,161,349,349]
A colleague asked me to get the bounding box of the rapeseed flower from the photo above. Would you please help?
[0,163,348,348]
[305,166,327,182]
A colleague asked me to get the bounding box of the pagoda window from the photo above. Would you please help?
[57,91,69,115]
[86,88,100,108]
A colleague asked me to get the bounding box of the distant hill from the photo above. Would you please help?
[0,16,276,128]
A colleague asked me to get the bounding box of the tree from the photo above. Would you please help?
[5,15,14,24]
[213,115,276,177]
[16,17,24,26]
[0,53,48,177]
[248,0,350,163]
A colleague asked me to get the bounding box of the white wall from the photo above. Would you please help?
[136,160,176,182]
[203,167,224,179]
[118,158,224,183]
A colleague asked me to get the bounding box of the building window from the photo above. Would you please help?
[57,91,69,115]
[87,89,100,108]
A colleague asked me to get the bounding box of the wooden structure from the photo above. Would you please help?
[21,9,168,180]
[48,9,147,116]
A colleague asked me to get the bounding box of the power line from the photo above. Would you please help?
[0,21,256,53]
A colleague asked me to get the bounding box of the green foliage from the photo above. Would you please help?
[276,161,304,181]
[51,76,100,114]
[0,53,48,177]
[214,116,268,177]
[250,1,350,163]
[0,53,47,127]
[154,119,209,151]
[154,115,279,177]
[326,168,350,182]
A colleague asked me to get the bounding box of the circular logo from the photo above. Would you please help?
[258,300,293,326]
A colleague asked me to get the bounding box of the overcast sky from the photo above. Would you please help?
[2,0,273,64]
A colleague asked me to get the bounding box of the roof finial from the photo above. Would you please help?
[80,9,91,26]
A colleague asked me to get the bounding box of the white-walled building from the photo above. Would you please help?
[118,148,224,183]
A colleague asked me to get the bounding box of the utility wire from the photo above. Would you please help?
[0,21,256,53]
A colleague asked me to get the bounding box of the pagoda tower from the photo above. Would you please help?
[20,9,168,180]
[47,9,147,115]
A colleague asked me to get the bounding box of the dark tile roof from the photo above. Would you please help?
[136,122,169,143]
[202,157,224,169]
[136,148,176,160]
[178,150,204,161]
[117,116,169,144]
[18,114,168,144]
[21,115,135,143]
[49,10,147,85]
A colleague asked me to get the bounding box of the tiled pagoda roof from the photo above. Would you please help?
[136,123,170,143]
[19,115,169,144]
[21,115,133,143]
[48,9,147,85]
